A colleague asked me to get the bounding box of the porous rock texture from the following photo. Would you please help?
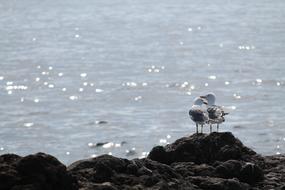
[0,152,77,190]
[1,132,285,190]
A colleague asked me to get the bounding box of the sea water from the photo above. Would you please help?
[0,0,285,164]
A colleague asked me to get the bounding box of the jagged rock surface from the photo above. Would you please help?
[0,153,77,190]
[148,132,260,165]
[1,132,285,190]
[68,155,197,190]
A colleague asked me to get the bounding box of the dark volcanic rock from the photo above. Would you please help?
[0,154,21,190]
[147,132,272,189]
[255,155,285,189]
[239,162,263,184]
[188,176,250,190]
[2,132,285,190]
[0,153,77,190]
[68,155,196,190]
[148,132,257,165]
[214,160,243,179]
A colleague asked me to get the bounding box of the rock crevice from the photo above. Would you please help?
[1,132,285,190]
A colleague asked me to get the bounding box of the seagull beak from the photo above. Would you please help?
[199,96,208,105]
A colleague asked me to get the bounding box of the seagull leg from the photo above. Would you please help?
[201,125,203,133]
[210,124,212,133]
[217,124,219,132]
[196,123,198,134]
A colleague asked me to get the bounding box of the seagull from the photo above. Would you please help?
[189,97,209,134]
[200,93,229,132]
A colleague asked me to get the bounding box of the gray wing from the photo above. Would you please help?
[207,105,222,119]
[189,108,209,123]
[207,105,228,123]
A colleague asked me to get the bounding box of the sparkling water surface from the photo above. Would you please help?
[0,0,285,164]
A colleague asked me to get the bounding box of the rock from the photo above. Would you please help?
[146,146,170,164]
[0,153,77,190]
[95,142,110,147]
[0,154,21,164]
[239,163,263,184]
[95,121,108,125]
[188,176,250,190]
[0,155,21,190]
[214,160,263,184]
[172,162,215,177]
[68,155,197,190]
[148,132,266,186]
[254,155,285,189]
[2,132,285,189]
[215,160,243,179]
[148,132,257,165]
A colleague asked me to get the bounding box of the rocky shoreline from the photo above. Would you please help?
[1,132,285,190]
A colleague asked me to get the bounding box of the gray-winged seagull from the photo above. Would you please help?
[189,97,209,134]
[200,93,228,132]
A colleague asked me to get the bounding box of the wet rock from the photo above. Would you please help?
[147,146,170,164]
[188,176,250,190]
[0,153,77,190]
[68,154,127,184]
[172,162,215,177]
[253,155,285,189]
[95,142,110,147]
[95,120,108,125]
[0,160,21,190]
[68,155,196,190]
[239,163,263,184]
[0,154,21,164]
[17,153,77,189]
[148,132,266,186]
[11,184,39,190]
[215,160,243,179]
[2,132,285,189]
[148,132,257,165]
[81,182,119,190]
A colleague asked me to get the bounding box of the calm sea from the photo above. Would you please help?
[0,0,285,164]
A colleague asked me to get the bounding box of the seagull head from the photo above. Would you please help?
[200,93,216,105]
[193,97,208,106]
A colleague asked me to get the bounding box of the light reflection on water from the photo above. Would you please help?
[0,0,285,164]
